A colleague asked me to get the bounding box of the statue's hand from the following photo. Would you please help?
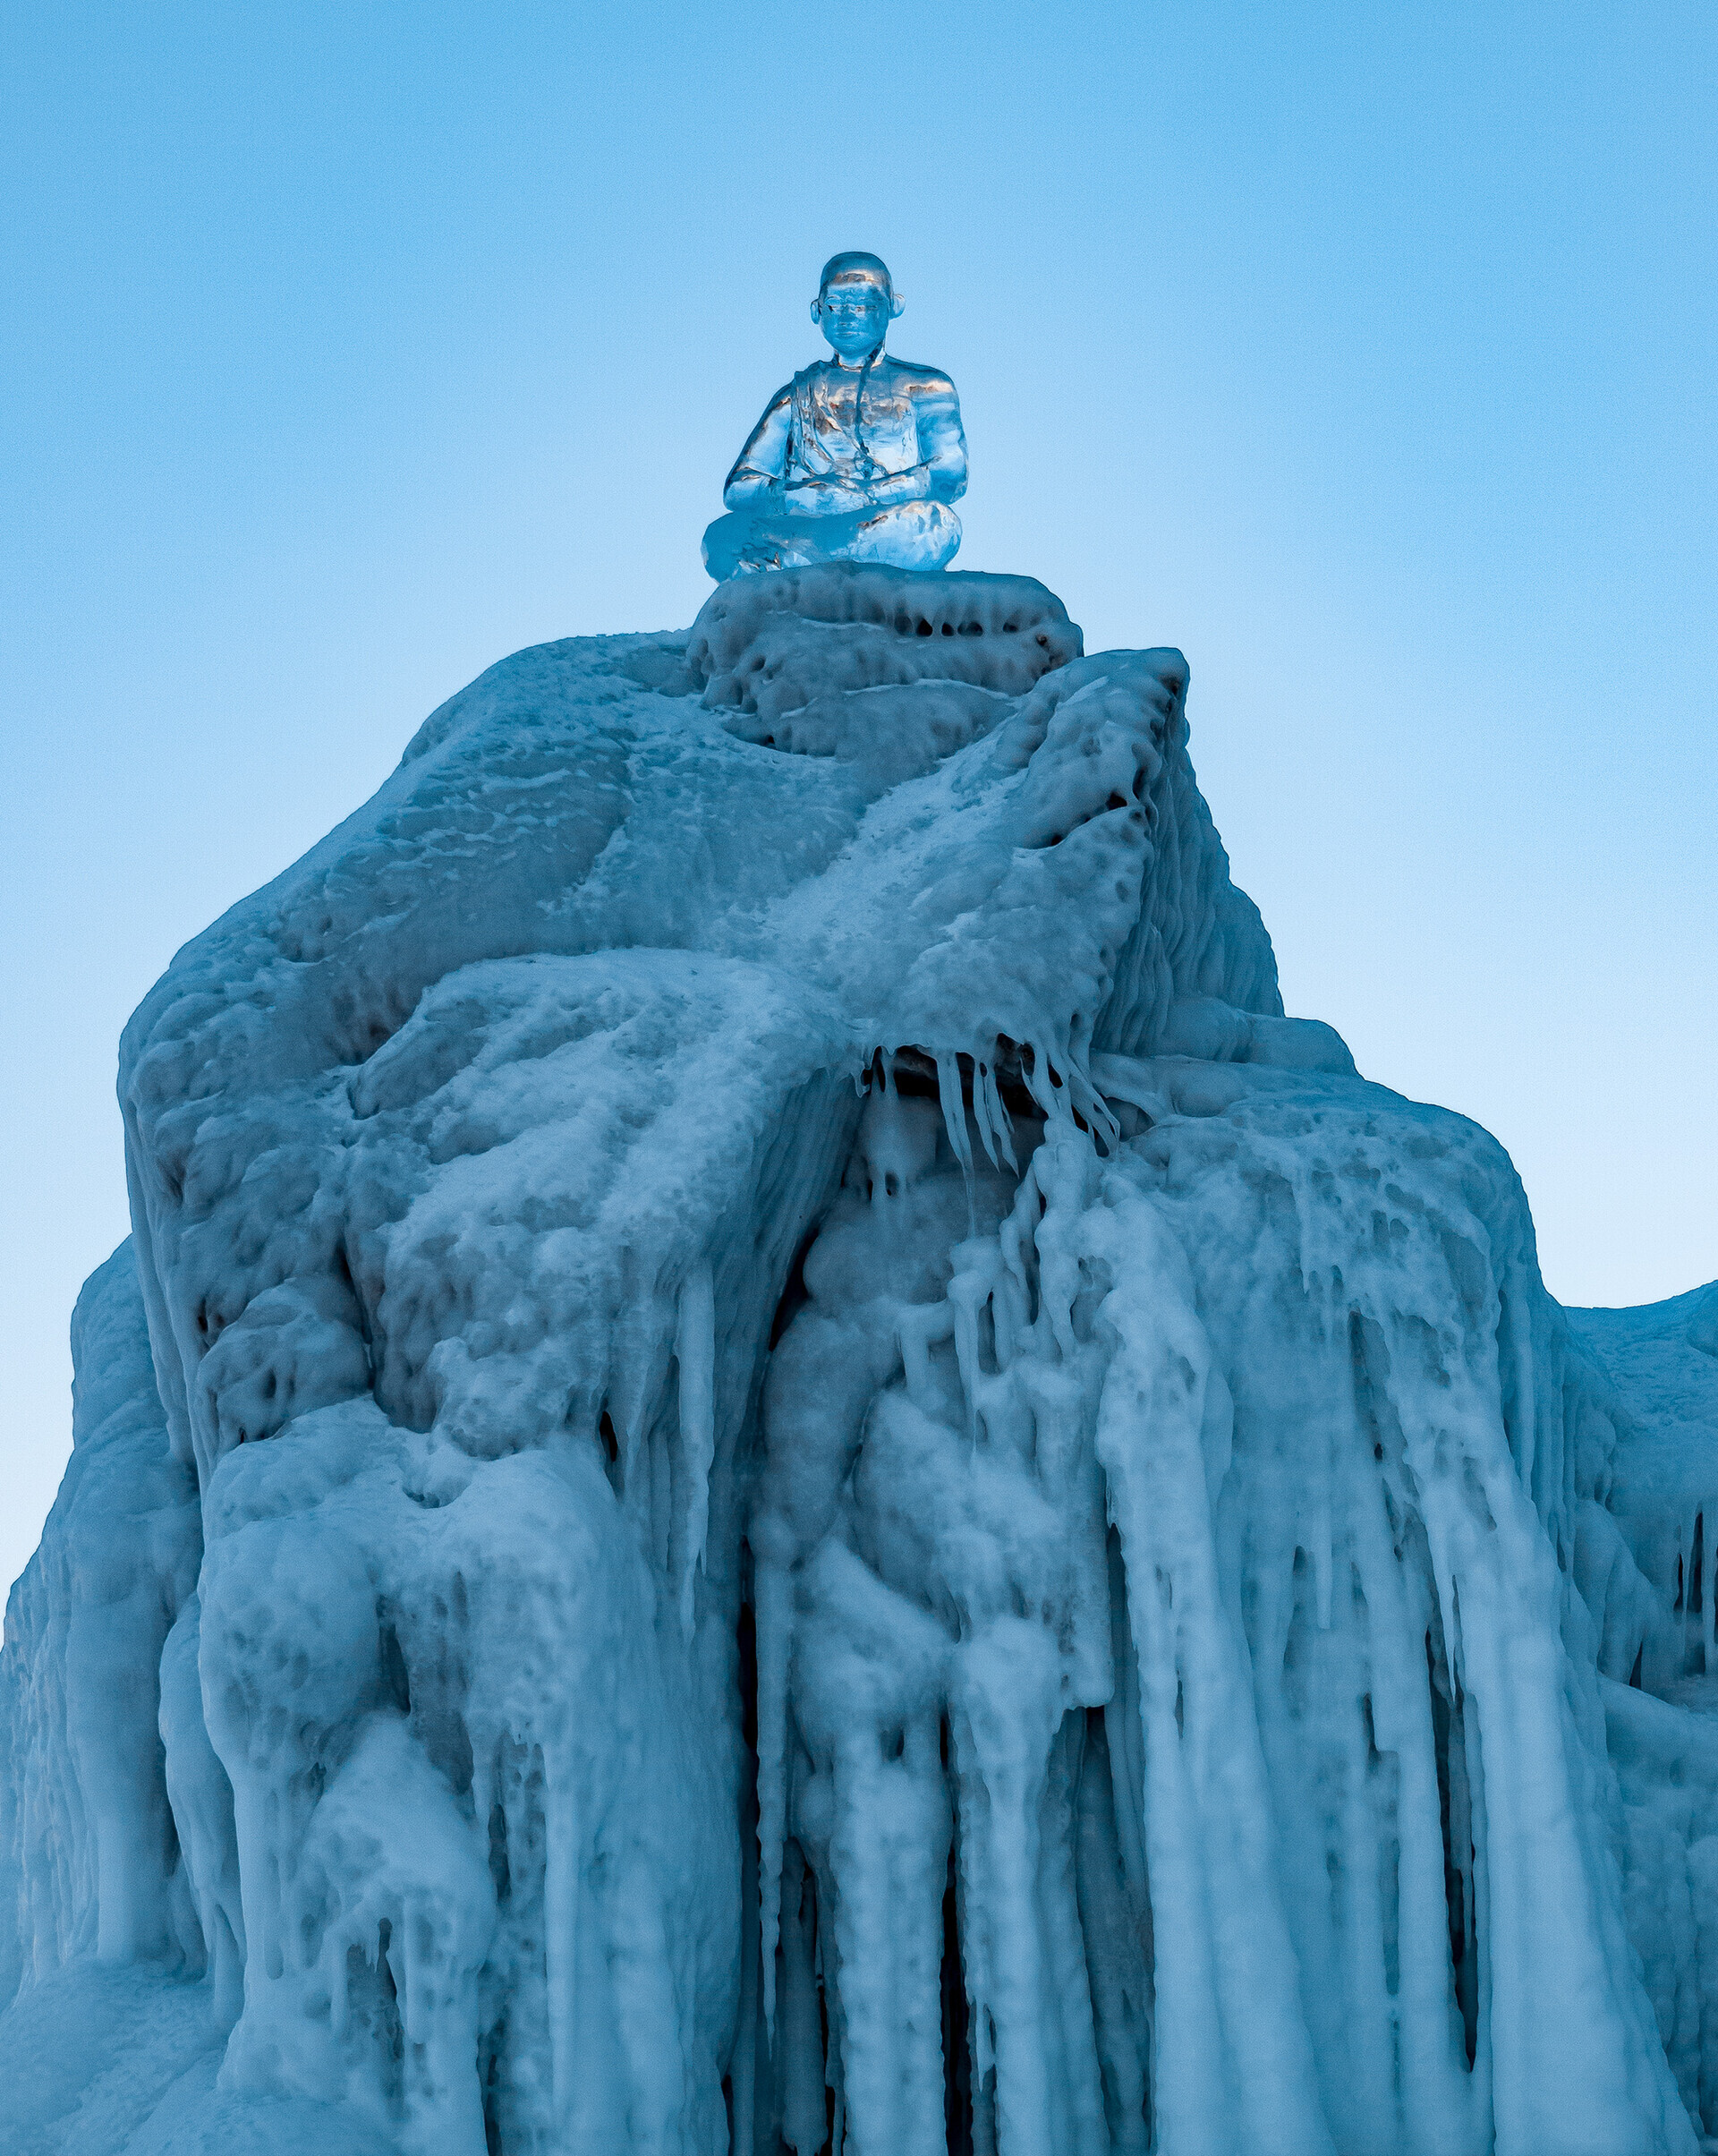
[783,474,870,516]
[860,464,934,510]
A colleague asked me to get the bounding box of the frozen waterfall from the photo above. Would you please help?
[4,563,1717,2155]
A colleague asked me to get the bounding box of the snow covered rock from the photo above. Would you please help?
[3,561,1714,2154]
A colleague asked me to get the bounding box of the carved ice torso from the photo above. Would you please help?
[786,357,924,482]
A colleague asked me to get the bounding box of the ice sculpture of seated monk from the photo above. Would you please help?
[702,251,968,579]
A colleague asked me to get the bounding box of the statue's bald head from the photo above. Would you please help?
[817,251,897,303]
[811,251,905,360]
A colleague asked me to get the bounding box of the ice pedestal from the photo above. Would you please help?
[1,563,1714,2155]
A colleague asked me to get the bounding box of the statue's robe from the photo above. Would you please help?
[705,353,967,577]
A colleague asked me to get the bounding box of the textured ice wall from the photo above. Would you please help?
[4,560,1715,2154]
[0,1246,200,2000]
[1568,1290,1718,2136]
[749,1063,1702,2156]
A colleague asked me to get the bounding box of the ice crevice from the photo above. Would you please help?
[2,563,1715,2155]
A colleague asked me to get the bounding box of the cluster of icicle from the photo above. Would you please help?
[2,563,1714,2156]
[746,1058,1701,2156]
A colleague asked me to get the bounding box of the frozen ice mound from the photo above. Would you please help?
[3,560,1715,2153]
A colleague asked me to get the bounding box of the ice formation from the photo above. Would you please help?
[4,559,1718,2155]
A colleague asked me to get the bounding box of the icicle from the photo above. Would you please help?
[987,1231,1029,1371]
[779,1843,829,2156]
[327,1925,350,2040]
[983,1783,1056,2156]
[965,1059,1019,1175]
[1021,1039,1062,1123]
[1039,1717,1110,2155]
[998,1171,1042,1324]
[675,1256,717,1640]
[1067,1062,1119,1153]
[754,1517,794,2032]
[936,1052,974,1175]
[1346,1445,1477,2150]
[733,1802,761,2156]
[610,1255,674,1543]
[404,1907,428,2052]
[1312,1352,1337,1632]
[948,1250,995,1440]
[1087,1174,1337,2155]
[1506,1276,1538,1506]
[897,1300,955,1419]
[544,1760,580,2128]
[1447,1579,1496,2130]
[970,1061,1002,1170]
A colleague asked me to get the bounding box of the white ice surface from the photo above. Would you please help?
[4,561,1716,2154]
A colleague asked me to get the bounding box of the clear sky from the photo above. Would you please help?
[3,0,1714,1591]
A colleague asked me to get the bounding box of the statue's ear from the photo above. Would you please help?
[889,291,905,318]
[809,296,822,325]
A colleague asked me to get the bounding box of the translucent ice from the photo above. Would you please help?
[704,254,968,579]
[4,560,1717,2153]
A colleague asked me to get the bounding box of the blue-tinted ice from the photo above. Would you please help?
[703,251,968,578]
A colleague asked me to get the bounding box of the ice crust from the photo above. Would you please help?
[4,561,1716,2154]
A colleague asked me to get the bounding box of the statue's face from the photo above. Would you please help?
[816,276,891,362]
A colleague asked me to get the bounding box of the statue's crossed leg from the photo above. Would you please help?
[702,498,961,579]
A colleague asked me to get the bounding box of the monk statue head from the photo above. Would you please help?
[703,251,968,579]
[810,252,905,365]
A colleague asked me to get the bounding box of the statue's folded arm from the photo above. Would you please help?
[722,383,795,509]
[905,374,968,505]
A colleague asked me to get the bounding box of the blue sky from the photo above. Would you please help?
[3,0,1714,1588]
